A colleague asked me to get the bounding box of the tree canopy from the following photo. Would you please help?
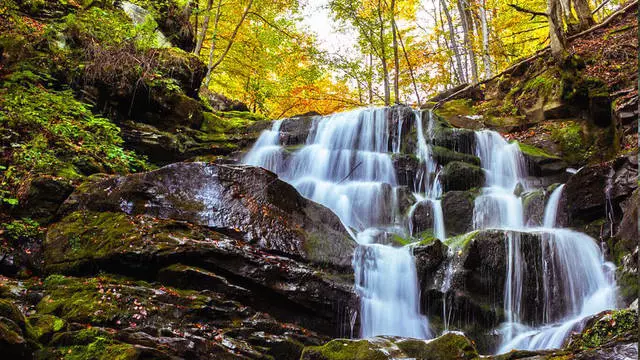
[186,0,628,117]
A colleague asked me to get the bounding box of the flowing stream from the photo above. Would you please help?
[471,131,617,353]
[243,107,616,351]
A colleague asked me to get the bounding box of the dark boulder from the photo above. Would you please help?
[280,116,316,146]
[59,162,355,268]
[432,146,481,166]
[14,177,74,224]
[564,154,637,226]
[44,212,357,338]
[440,161,485,192]
[442,190,475,236]
[433,128,477,155]
[410,201,435,236]
[392,154,420,189]
[522,189,546,227]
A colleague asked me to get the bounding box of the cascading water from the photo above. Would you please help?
[471,130,617,353]
[543,184,565,228]
[243,108,434,339]
[244,108,617,351]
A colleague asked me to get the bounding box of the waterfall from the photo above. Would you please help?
[543,184,565,228]
[473,130,526,229]
[472,131,617,353]
[243,108,435,339]
[411,110,446,240]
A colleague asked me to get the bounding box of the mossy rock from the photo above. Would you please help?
[43,328,140,360]
[0,317,31,359]
[300,333,479,360]
[431,146,480,166]
[28,314,66,344]
[300,337,399,360]
[439,162,485,192]
[567,309,638,351]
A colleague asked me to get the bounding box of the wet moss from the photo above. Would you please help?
[435,99,476,119]
[432,146,481,166]
[28,314,66,343]
[301,338,390,360]
[569,309,638,350]
[517,142,560,159]
[444,230,480,250]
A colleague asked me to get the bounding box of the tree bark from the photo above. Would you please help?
[194,0,214,56]
[395,20,421,106]
[559,0,579,33]
[548,0,567,60]
[377,0,390,105]
[479,0,492,78]
[572,0,595,31]
[440,0,466,84]
[390,0,400,104]
[203,0,223,87]
[457,0,478,83]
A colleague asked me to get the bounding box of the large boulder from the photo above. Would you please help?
[439,161,485,192]
[59,162,355,268]
[441,191,475,236]
[44,212,357,338]
[564,154,637,227]
[14,177,74,224]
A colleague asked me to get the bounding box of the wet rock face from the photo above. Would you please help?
[60,162,355,268]
[415,230,573,353]
[44,212,357,339]
[522,189,546,227]
[441,191,475,236]
[564,154,638,226]
[411,201,435,235]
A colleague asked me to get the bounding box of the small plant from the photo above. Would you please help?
[3,218,41,242]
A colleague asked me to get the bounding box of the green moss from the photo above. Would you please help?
[444,230,479,250]
[569,309,638,350]
[28,315,66,343]
[44,211,137,272]
[435,99,476,119]
[301,339,390,360]
[432,146,481,166]
[522,75,557,98]
[546,121,592,164]
[517,142,560,159]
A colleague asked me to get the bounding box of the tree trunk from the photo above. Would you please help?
[204,0,223,87]
[548,0,567,60]
[391,0,400,104]
[457,0,478,84]
[205,0,254,86]
[479,0,492,78]
[572,0,595,31]
[368,50,374,104]
[560,0,579,33]
[440,0,466,83]
[194,0,214,56]
[395,20,421,106]
[377,0,390,105]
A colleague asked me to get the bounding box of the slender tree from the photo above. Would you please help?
[548,0,566,60]
[194,0,214,55]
